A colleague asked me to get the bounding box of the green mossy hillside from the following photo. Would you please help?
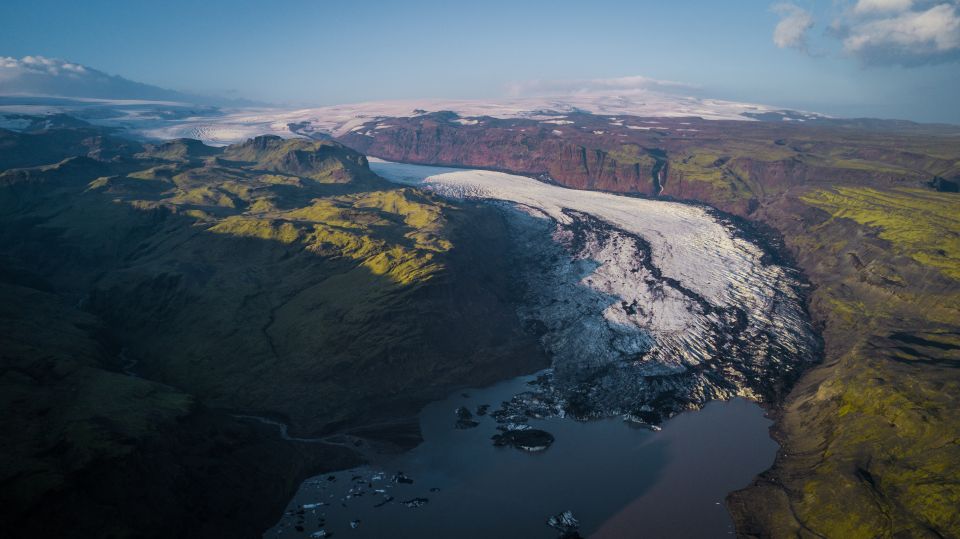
[728,182,960,539]
[802,186,960,280]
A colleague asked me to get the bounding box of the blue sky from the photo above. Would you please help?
[1,0,958,122]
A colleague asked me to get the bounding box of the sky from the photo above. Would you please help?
[1,0,959,122]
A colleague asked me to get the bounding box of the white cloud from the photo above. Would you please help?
[0,55,257,105]
[844,2,960,64]
[0,55,88,79]
[771,1,960,65]
[0,55,189,101]
[505,75,697,98]
[853,0,914,15]
[772,3,815,51]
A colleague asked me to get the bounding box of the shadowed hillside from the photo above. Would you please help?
[0,124,545,538]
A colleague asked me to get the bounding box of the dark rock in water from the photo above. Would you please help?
[373,495,394,508]
[455,406,473,420]
[492,429,554,452]
[429,487,441,492]
[476,404,490,416]
[547,510,581,538]
[455,406,479,428]
[391,472,413,484]
[326,475,336,482]
[492,389,562,423]
[547,510,579,529]
[401,497,429,508]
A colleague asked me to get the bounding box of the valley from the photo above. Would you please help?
[343,112,960,537]
[1,106,957,538]
[4,3,960,536]
[256,158,817,537]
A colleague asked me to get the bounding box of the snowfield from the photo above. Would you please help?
[1,90,826,145]
[143,92,819,144]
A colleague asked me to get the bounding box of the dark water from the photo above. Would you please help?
[265,372,777,538]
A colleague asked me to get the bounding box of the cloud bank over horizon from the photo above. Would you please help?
[504,75,699,98]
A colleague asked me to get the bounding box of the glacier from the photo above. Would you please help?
[371,160,817,421]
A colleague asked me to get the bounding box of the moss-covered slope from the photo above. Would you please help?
[727,186,960,538]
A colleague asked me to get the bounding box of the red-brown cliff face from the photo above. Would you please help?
[339,111,959,216]
[340,112,665,195]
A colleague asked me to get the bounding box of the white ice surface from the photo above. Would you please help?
[371,160,810,387]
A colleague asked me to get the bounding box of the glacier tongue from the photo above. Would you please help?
[373,163,817,422]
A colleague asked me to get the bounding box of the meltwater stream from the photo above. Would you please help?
[266,373,777,539]
[265,159,813,538]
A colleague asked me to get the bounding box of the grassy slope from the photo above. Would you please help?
[800,187,960,280]
[720,185,960,537]
[0,129,543,537]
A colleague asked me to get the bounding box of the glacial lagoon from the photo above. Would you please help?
[266,372,778,538]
